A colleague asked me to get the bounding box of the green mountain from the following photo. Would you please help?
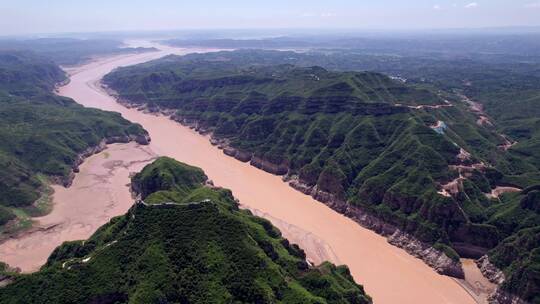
[0,51,149,231]
[485,186,540,303]
[0,157,371,304]
[103,50,540,303]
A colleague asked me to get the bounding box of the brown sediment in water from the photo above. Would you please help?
[0,45,480,303]
[456,259,498,304]
[0,143,157,272]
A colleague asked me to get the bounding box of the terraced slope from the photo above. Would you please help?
[0,157,371,304]
[104,50,539,303]
[0,51,149,230]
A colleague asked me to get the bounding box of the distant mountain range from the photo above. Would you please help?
[165,31,540,57]
[0,38,155,66]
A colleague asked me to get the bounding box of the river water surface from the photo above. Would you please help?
[0,44,481,304]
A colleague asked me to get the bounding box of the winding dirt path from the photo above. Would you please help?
[0,44,478,304]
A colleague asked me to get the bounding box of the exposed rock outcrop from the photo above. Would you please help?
[234,150,252,162]
[250,156,289,176]
[477,255,505,285]
[388,232,464,278]
[288,176,465,278]
[223,147,252,162]
[476,255,529,304]
[488,290,528,304]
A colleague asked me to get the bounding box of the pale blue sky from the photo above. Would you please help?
[1,0,540,35]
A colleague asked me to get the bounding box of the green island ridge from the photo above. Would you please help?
[0,51,149,233]
[103,50,540,303]
[0,157,371,304]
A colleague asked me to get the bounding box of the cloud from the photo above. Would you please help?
[301,12,337,18]
[464,2,478,8]
[433,4,442,10]
[320,12,337,17]
[301,12,316,17]
[525,1,540,8]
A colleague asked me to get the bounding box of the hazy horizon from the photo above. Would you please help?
[2,0,540,36]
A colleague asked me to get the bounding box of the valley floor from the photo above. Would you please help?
[0,43,485,304]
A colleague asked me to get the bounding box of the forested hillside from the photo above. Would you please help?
[0,157,371,304]
[104,50,540,303]
[0,51,149,232]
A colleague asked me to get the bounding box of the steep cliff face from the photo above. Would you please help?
[477,255,505,285]
[476,255,532,304]
[287,176,465,278]
[223,146,253,162]
[483,226,540,304]
[250,156,290,176]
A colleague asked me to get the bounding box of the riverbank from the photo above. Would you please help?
[0,134,148,247]
[144,105,500,303]
[1,44,480,303]
[0,142,157,272]
[62,45,480,303]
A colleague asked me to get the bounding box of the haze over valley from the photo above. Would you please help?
[0,1,539,304]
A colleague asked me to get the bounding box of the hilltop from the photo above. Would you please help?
[0,157,371,304]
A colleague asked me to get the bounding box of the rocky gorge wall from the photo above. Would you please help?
[204,124,531,304]
[476,256,529,304]
[106,93,528,304]
[175,115,467,279]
